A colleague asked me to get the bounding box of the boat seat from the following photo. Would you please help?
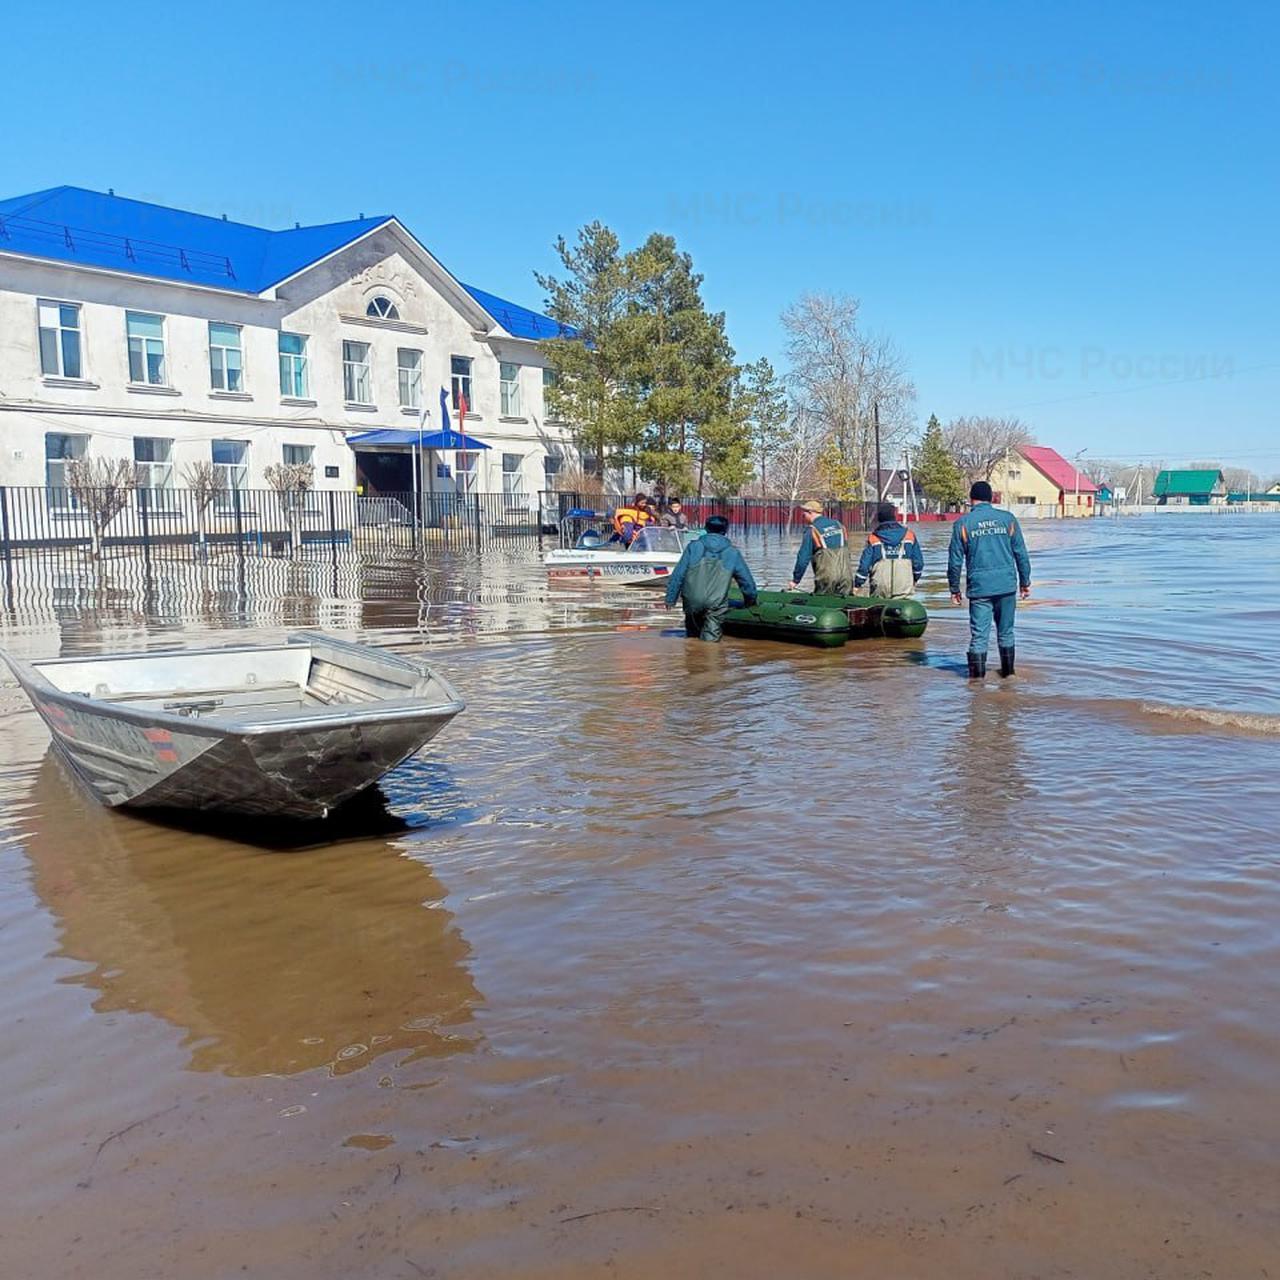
[97,681,301,704]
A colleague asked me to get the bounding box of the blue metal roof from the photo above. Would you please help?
[347,427,490,450]
[461,282,579,341]
[0,188,578,341]
[0,186,391,294]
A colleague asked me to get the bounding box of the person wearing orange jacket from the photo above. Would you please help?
[611,493,656,545]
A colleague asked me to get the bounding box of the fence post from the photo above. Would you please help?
[0,487,11,604]
[138,485,152,573]
[327,490,338,572]
[473,493,482,549]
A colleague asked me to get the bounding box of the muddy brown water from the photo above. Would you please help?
[1,516,1277,1278]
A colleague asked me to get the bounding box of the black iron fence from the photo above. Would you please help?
[0,485,885,572]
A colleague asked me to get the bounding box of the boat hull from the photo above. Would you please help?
[723,592,929,646]
[4,634,464,820]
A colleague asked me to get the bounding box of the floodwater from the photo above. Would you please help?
[1,515,1277,1279]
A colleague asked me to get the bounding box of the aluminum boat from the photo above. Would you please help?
[2,633,464,819]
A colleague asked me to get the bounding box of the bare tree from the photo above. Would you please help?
[944,416,1033,481]
[781,293,916,503]
[65,457,139,559]
[182,460,225,552]
[771,406,828,509]
[265,461,315,554]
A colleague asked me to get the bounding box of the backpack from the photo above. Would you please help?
[681,544,734,611]
[810,523,854,595]
[868,532,916,599]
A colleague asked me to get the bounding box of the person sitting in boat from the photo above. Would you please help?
[660,499,690,530]
[853,503,924,598]
[610,494,657,545]
[786,500,854,594]
[664,515,758,643]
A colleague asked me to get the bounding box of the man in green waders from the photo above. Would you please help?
[664,515,758,642]
[787,499,854,594]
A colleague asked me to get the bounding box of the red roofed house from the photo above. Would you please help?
[990,445,1098,518]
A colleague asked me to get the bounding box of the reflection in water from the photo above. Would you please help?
[939,687,1033,852]
[23,755,482,1078]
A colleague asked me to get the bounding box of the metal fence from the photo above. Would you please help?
[0,485,888,573]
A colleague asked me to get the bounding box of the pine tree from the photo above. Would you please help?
[741,357,789,496]
[916,414,967,509]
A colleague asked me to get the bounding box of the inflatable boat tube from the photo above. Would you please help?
[722,599,850,647]
[751,591,929,640]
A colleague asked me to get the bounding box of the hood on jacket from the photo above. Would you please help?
[699,532,733,553]
[872,521,910,547]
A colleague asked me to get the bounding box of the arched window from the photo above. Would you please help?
[366,296,400,320]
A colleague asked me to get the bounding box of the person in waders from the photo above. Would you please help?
[786,500,853,594]
[854,502,924,598]
[947,480,1032,681]
[664,515,758,642]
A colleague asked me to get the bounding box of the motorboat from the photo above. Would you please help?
[543,511,695,586]
[2,633,464,820]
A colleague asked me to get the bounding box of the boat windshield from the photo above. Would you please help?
[629,526,684,555]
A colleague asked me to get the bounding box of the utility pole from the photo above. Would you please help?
[872,400,882,528]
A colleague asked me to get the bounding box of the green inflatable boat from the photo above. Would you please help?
[723,590,928,647]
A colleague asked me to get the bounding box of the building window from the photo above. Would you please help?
[38,300,82,379]
[454,450,479,494]
[283,443,314,467]
[209,322,244,392]
[134,437,174,508]
[500,362,522,416]
[366,296,400,320]
[126,311,166,385]
[502,451,523,507]
[450,355,472,412]
[343,340,372,404]
[279,332,309,398]
[397,348,423,409]
[212,439,249,509]
[544,452,563,488]
[1017,495,1037,505]
[45,433,87,508]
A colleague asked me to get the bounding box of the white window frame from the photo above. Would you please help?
[397,348,423,409]
[45,432,87,510]
[38,300,83,379]
[209,322,244,392]
[343,340,373,405]
[450,355,473,413]
[502,451,525,508]
[212,438,249,511]
[126,311,167,386]
[500,361,522,417]
[366,296,400,320]
[454,450,480,495]
[278,332,309,398]
[134,437,175,509]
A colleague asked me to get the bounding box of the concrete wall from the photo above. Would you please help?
[0,226,574,500]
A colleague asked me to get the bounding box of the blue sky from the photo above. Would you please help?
[6,0,1277,474]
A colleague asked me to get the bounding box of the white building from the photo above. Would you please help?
[0,186,578,513]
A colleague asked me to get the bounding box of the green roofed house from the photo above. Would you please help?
[1153,469,1227,506]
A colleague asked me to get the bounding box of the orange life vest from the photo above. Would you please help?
[612,506,654,540]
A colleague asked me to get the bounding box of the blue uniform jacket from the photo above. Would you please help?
[947,502,1032,597]
[853,521,924,588]
[791,516,846,585]
[665,533,758,607]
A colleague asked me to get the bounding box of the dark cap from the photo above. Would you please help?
[970,480,993,502]
[876,502,897,524]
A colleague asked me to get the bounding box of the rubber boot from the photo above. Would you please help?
[999,646,1016,678]
[967,652,987,681]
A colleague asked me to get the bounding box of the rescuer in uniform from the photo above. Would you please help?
[947,481,1032,680]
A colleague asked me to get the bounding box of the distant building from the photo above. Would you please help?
[0,185,579,508]
[868,468,924,510]
[1267,482,1280,496]
[1153,470,1227,506]
[990,445,1098,517]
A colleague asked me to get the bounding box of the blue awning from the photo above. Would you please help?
[346,428,490,450]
